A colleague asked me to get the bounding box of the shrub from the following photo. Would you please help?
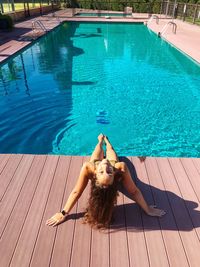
[0,13,14,31]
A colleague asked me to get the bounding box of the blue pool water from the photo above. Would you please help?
[0,22,200,157]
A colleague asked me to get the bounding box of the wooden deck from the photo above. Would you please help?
[0,154,200,267]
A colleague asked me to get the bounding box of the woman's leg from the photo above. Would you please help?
[104,136,118,161]
[90,134,104,162]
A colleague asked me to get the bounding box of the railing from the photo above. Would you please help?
[158,21,177,37]
[32,20,48,32]
[161,1,200,25]
[146,14,159,26]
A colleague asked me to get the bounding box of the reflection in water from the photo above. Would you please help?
[20,54,30,96]
[0,67,8,95]
[0,22,200,156]
[0,22,86,154]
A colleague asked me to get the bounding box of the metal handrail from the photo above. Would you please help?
[158,21,177,37]
[146,14,159,26]
[32,20,48,33]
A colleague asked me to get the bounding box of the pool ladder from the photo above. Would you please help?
[158,21,177,37]
[146,15,159,26]
[32,20,48,33]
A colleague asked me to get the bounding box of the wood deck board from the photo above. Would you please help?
[110,193,130,267]
[0,154,10,176]
[168,158,200,267]
[9,155,59,267]
[150,157,189,267]
[0,155,46,267]
[0,154,34,236]
[0,154,23,200]
[122,157,149,267]
[0,154,200,267]
[133,157,169,267]
[30,156,71,267]
[69,157,92,267]
[156,157,191,266]
[50,156,82,267]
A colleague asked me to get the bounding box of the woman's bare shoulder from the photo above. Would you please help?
[114,161,126,171]
[83,161,95,174]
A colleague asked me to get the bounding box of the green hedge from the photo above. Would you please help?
[66,0,162,13]
[0,13,14,30]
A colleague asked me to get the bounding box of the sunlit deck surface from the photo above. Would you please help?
[1,154,200,267]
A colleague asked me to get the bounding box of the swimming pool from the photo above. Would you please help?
[0,22,200,157]
[75,12,131,17]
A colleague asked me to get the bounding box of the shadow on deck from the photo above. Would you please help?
[0,154,200,267]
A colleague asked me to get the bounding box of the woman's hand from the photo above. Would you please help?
[46,212,67,227]
[146,205,166,217]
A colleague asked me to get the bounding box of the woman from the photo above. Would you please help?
[46,134,165,229]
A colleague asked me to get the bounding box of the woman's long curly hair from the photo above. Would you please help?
[83,175,120,229]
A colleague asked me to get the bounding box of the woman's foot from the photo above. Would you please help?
[104,135,110,146]
[98,133,104,143]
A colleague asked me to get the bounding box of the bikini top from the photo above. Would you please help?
[89,159,122,182]
[90,159,118,170]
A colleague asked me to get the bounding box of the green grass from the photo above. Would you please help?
[176,15,200,26]
[2,3,49,13]
[184,16,200,25]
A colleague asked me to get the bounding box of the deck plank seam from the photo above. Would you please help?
[191,159,200,177]
[0,155,35,239]
[157,158,190,266]
[0,154,11,176]
[131,157,151,267]
[58,156,73,215]
[108,222,111,267]
[28,155,61,267]
[0,154,24,202]
[140,210,151,267]
[144,160,170,267]
[122,193,131,267]
[178,159,200,242]
[6,155,48,267]
[85,156,94,267]
[48,156,72,267]
[88,223,93,267]
[139,161,153,267]
[156,158,190,267]
[180,159,200,204]
[68,157,84,267]
[167,158,198,265]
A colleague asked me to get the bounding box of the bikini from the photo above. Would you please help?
[90,159,118,170]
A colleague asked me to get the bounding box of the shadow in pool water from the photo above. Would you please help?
[73,33,102,38]
[0,22,98,155]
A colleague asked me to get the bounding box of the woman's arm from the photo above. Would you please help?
[46,162,92,227]
[117,162,165,217]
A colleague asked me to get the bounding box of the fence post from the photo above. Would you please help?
[0,3,4,13]
[11,0,15,12]
[160,1,165,17]
[193,4,198,24]
[183,3,187,21]
[166,0,170,17]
